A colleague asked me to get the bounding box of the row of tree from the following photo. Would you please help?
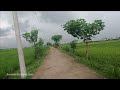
[22,30,62,59]
[22,18,105,60]
[103,37,120,41]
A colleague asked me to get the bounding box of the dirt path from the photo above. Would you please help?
[32,47,103,79]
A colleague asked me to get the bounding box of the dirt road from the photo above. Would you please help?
[32,47,103,79]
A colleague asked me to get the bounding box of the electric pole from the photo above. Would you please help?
[12,11,27,79]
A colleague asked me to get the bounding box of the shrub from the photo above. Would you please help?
[34,38,44,59]
[47,42,52,46]
[62,45,71,52]
[70,40,78,53]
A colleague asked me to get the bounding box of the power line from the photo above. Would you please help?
[36,11,58,43]
[33,11,49,43]
[37,11,53,41]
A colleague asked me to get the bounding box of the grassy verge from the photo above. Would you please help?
[0,46,49,79]
[61,40,120,79]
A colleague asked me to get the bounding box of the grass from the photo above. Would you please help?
[61,40,120,79]
[0,46,49,79]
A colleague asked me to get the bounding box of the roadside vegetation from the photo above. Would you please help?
[61,40,120,79]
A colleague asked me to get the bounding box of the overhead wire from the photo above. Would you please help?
[37,11,56,43]
[33,11,49,43]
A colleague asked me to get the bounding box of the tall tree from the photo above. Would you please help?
[63,19,105,59]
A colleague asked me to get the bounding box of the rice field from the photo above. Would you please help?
[0,46,49,79]
[61,40,120,79]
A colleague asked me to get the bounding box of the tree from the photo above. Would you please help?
[22,30,44,59]
[63,19,105,59]
[22,30,38,45]
[70,40,78,53]
[47,42,52,46]
[51,35,62,47]
[34,38,44,59]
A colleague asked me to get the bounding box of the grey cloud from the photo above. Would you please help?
[0,37,17,49]
[19,20,31,33]
[0,27,12,37]
[40,11,74,24]
[1,11,120,49]
[0,11,13,25]
[0,20,31,37]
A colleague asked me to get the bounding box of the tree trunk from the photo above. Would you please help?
[86,42,88,60]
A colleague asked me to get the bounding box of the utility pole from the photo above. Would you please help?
[12,11,27,79]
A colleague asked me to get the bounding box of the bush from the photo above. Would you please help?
[53,43,60,48]
[70,40,78,53]
[47,42,52,46]
[34,38,44,59]
[62,45,71,52]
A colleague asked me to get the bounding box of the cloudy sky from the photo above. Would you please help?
[0,11,120,49]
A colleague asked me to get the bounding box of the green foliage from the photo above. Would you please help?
[51,35,62,47]
[30,30,38,44]
[63,19,105,42]
[34,38,44,59]
[0,47,49,79]
[22,30,38,45]
[22,33,31,43]
[22,30,45,59]
[47,42,52,46]
[53,43,60,48]
[61,40,120,79]
[63,19,105,59]
[70,40,78,53]
[61,45,71,52]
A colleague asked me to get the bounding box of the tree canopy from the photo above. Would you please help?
[22,30,38,45]
[63,19,105,59]
[51,35,62,44]
[63,19,105,42]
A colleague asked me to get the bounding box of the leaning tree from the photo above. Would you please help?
[63,19,105,59]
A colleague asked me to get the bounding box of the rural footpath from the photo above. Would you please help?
[32,47,103,79]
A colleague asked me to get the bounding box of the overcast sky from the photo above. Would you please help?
[0,11,120,49]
